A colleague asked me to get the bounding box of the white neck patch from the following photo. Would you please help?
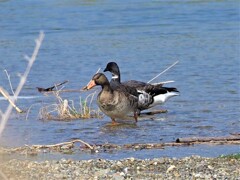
[112,74,119,79]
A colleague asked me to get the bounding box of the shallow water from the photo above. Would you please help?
[0,0,239,160]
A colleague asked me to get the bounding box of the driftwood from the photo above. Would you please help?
[98,135,240,151]
[37,80,69,92]
[30,139,93,150]
[230,132,240,136]
[176,135,240,143]
[1,134,239,155]
[0,139,94,155]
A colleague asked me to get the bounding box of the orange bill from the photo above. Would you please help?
[85,80,96,90]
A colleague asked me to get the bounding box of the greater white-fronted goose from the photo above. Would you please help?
[84,73,139,124]
[104,62,179,112]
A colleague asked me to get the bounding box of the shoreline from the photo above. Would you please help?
[1,155,239,179]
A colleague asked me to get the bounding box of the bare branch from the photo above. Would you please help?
[4,69,15,96]
[0,32,44,137]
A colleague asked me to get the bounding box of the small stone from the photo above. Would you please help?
[208,165,214,170]
[123,167,128,174]
[158,158,165,164]
[119,172,125,176]
[112,172,124,180]
[194,173,204,178]
[129,157,135,162]
[166,165,176,173]
[116,161,123,167]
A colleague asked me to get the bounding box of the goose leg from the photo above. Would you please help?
[134,112,138,123]
[137,109,141,116]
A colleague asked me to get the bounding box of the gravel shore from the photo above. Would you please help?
[0,156,239,179]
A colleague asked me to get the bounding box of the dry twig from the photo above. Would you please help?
[148,61,179,83]
[4,69,15,95]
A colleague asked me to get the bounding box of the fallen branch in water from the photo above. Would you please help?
[37,80,69,92]
[230,132,240,136]
[38,68,102,94]
[98,137,240,151]
[1,134,239,155]
[176,135,240,143]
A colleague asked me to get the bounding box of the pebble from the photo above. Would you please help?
[0,156,239,179]
[166,165,176,173]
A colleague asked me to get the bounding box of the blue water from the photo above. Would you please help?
[0,0,239,160]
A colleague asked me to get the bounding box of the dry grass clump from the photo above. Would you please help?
[39,90,103,120]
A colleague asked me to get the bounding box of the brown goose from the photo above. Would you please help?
[84,73,139,124]
[104,62,179,112]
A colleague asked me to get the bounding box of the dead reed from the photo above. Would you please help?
[39,90,103,120]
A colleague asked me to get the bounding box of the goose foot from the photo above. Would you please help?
[111,118,121,126]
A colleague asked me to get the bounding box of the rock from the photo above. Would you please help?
[166,165,176,173]
[112,172,125,180]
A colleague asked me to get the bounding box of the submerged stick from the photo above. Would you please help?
[0,87,23,113]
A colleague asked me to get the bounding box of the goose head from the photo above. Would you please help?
[85,73,110,90]
[103,62,121,82]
